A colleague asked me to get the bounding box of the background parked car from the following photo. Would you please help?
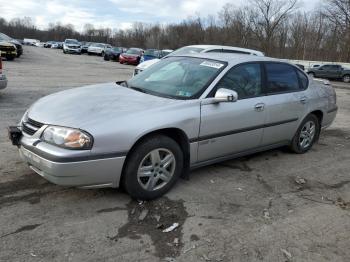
[140,49,173,63]
[119,48,144,65]
[307,64,350,83]
[44,41,56,48]
[57,42,63,49]
[0,41,17,60]
[0,32,23,57]
[134,45,264,75]
[87,43,107,56]
[63,39,81,54]
[81,42,91,53]
[50,42,59,48]
[0,56,7,90]
[104,47,126,61]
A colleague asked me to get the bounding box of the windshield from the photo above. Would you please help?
[91,43,104,48]
[127,57,226,99]
[0,33,12,41]
[144,49,159,57]
[65,39,79,44]
[113,47,122,52]
[170,47,205,56]
[126,48,141,55]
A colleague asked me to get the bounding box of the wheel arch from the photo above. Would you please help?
[120,128,191,187]
[308,110,323,141]
[310,110,323,126]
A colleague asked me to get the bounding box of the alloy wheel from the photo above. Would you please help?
[137,148,176,191]
[299,120,316,149]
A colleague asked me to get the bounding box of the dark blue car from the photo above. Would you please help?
[140,49,173,63]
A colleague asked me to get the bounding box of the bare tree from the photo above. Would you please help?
[323,0,350,60]
[249,0,299,55]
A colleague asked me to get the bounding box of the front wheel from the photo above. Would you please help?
[104,54,109,61]
[123,135,183,200]
[290,114,320,154]
[343,74,350,83]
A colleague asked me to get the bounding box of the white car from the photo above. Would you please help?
[63,39,81,54]
[134,45,264,75]
[51,42,59,48]
[87,43,109,56]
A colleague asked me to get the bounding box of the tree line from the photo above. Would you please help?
[0,0,349,62]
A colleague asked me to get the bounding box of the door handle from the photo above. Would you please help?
[300,96,308,104]
[254,103,265,112]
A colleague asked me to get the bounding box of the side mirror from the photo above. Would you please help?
[213,88,238,103]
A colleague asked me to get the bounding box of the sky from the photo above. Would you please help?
[0,0,320,31]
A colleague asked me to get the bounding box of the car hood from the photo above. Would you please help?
[10,39,22,46]
[121,53,139,58]
[27,83,180,130]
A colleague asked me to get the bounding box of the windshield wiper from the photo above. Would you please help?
[128,86,148,94]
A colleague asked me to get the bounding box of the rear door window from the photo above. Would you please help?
[265,63,300,94]
[297,70,309,90]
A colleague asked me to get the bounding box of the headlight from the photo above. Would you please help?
[41,126,93,149]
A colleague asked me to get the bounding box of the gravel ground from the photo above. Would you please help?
[0,46,350,262]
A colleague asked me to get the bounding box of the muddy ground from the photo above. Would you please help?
[0,46,349,262]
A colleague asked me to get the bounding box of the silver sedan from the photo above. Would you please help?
[9,53,337,200]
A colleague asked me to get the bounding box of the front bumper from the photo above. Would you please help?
[0,50,17,58]
[64,48,81,54]
[17,134,126,188]
[0,74,7,89]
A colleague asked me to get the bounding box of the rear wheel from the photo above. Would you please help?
[290,114,320,154]
[6,56,14,61]
[123,135,183,200]
[343,74,350,83]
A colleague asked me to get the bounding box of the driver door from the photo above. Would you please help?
[198,63,266,162]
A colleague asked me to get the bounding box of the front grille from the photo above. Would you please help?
[22,118,44,136]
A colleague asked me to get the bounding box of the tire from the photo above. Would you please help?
[290,114,320,154]
[308,72,315,78]
[6,56,15,61]
[88,52,92,56]
[123,135,184,200]
[104,54,109,61]
[343,74,350,83]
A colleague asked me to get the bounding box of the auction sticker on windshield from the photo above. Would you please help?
[200,61,224,69]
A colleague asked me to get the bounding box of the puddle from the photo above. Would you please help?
[108,197,188,259]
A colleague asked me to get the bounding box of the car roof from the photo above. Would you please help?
[173,52,278,64]
[183,45,264,56]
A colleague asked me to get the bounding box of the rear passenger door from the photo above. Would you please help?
[261,63,309,146]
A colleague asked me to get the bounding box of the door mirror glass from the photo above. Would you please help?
[214,88,238,103]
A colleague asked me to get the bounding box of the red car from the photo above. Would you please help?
[119,48,144,65]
